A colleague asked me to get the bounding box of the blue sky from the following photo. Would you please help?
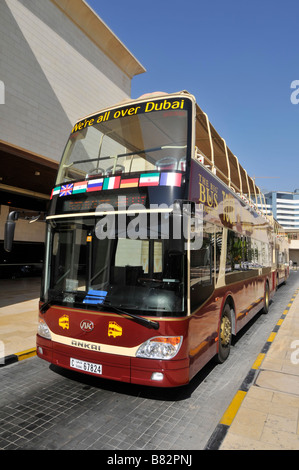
[87,0,299,193]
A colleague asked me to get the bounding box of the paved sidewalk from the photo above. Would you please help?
[217,284,299,450]
[0,277,40,360]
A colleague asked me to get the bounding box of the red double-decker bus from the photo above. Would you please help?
[35,91,280,387]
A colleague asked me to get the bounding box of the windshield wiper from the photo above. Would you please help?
[41,293,160,329]
[97,301,159,330]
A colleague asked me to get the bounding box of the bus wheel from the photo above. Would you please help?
[215,304,232,364]
[262,282,270,314]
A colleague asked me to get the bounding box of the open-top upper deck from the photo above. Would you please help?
[52,91,269,222]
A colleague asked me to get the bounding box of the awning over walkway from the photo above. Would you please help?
[0,140,58,211]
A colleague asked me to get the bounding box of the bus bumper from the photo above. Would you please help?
[36,336,189,388]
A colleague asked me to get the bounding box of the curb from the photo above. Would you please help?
[205,287,299,450]
[0,347,36,368]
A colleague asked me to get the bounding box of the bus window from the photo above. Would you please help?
[44,219,186,316]
[226,230,242,272]
[190,224,213,310]
[50,225,87,294]
[57,105,189,184]
[213,228,223,275]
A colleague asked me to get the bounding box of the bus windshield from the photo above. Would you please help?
[56,97,191,185]
[43,216,186,317]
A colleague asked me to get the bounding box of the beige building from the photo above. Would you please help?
[0,0,145,275]
[287,230,299,267]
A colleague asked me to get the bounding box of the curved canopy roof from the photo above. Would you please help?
[73,89,270,217]
[194,97,268,216]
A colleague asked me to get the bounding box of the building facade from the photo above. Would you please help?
[263,190,299,230]
[258,190,299,267]
[0,0,145,276]
[288,230,299,267]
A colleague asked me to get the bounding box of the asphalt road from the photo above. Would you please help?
[1,270,298,451]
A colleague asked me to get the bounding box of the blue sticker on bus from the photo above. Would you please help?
[83,290,107,304]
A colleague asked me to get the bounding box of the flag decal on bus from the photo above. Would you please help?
[73,181,88,194]
[50,171,183,198]
[139,173,160,186]
[87,178,103,192]
[103,176,121,190]
[120,178,139,188]
[51,186,61,199]
[59,184,74,197]
[160,172,182,187]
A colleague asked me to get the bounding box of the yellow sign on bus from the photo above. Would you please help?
[108,321,122,338]
[59,314,69,330]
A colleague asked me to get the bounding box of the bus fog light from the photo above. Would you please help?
[38,347,43,355]
[37,319,52,340]
[151,372,164,381]
[136,336,182,360]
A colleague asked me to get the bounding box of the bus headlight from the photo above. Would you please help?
[136,336,182,360]
[37,318,52,340]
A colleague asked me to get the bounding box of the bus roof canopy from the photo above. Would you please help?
[73,90,269,217]
[194,96,267,216]
[127,91,268,216]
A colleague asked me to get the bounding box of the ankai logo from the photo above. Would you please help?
[59,314,69,330]
[108,321,122,338]
[80,320,94,332]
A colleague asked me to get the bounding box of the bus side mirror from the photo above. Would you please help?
[4,211,19,252]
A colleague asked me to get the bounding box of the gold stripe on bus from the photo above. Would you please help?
[51,332,140,357]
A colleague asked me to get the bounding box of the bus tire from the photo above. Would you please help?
[262,281,270,314]
[215,304,232,364]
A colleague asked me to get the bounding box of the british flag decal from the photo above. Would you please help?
[59,184,74,197]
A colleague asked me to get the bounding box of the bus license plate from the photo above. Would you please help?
[70,358,102,375]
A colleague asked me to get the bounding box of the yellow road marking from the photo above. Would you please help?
[252,353,265,370]
[220,390,247,426]
[267,332,276,342]
[16,348,36,361]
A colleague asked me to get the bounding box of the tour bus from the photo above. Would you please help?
[33,91,279,387]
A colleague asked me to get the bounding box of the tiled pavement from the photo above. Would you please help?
[1,273,299,450]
